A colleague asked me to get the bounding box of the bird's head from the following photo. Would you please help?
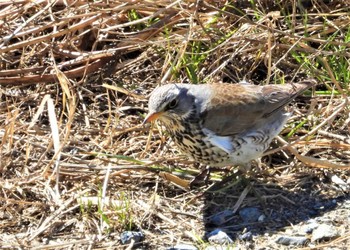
[143,84,194,126]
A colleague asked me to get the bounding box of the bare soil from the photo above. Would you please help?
[0,0,349,249]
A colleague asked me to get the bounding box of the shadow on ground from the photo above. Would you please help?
[201,169,349,241]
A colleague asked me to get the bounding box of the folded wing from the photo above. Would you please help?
[201,80,314,136]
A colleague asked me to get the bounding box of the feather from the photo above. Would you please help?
[200,80,314,136]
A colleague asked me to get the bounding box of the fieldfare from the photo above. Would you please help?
[143,80,314,167]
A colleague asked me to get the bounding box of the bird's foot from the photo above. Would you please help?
[189,166,211,188]
[189,165,234,189]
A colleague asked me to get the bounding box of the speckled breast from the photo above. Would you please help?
[165,119,232,166]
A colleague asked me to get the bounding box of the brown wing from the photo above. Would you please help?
[201,80,314,136]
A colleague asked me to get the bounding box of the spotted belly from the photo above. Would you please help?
[168,126,273,166]
[169,127,232,166]
[162,111,287,167]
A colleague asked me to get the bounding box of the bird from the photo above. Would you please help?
[143,80,314,168]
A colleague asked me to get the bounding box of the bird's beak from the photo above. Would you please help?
[142,112,163,125]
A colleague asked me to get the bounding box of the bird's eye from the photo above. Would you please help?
[167,99,178,109]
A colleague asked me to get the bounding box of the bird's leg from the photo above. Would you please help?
[237,160,268,209]
[189,164,235,188]
[189,165,211,188]
[238,159,262,175]
[207,168,244,191]
[189,159,263,189]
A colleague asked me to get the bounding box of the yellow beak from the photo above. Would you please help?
[142,112,163,125]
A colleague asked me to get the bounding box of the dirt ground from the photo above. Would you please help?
[0,0,349,249]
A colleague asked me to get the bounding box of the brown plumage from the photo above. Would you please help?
[144,80,314,166]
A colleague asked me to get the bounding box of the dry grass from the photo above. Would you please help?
[0,0,349,249]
